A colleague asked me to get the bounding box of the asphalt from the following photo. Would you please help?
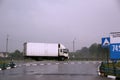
[0,61,115,80]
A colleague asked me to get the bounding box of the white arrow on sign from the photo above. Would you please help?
[103,38,110,46]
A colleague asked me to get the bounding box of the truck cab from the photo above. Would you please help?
[58,44,69,60]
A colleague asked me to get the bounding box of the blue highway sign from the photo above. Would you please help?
[110,32,120,60]
[110,43,120,60]
[101,37,110,48]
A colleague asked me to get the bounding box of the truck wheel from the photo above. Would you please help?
[61,57,65,61]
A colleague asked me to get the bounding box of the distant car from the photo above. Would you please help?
[0,61,16,70]
[9,61,16,68]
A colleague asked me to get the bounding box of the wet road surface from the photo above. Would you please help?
[0,61,114,80]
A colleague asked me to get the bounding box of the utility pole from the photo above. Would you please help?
[72,38,76,59]
[73,38,76,52]
[73,40,75,52]
[6,34,9,57]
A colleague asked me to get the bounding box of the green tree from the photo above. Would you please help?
[9,50,23,60]
[89,43,98,57]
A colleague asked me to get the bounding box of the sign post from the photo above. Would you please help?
[101,37,110,73]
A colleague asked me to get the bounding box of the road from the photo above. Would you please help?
[0,61,114,80]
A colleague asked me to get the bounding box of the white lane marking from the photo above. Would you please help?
[71,62,75,64]
[40,64,44,66]
[56,63,59,65]
[47,63,51,65]
[64,63,68,64]
[6,67,11,69]
[18,61,100,67]
[98,62,101,64]
[26,64,31,66]
[32,64,37,66]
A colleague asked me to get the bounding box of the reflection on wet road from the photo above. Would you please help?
[0,61,114,80]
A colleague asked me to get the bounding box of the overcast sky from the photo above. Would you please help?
[0,0,120,52]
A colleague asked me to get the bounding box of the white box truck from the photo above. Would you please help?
[23,42,69,60]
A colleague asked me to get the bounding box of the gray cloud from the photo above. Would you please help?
[0,0,120,52]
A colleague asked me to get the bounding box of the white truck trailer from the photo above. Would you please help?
[23,42,69,60]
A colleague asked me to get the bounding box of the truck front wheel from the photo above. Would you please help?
[58,57,65,61]
[61,57,65,61]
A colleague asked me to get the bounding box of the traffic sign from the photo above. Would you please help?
[101,37,110,48]
[110,32,120,60]
[110,43,120,60]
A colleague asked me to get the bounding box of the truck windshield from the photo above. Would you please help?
[63,49,69,53]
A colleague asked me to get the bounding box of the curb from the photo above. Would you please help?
[107,75,116,79]
[0,65,16,71]
[97,63,116,79]
[98,70,116,79]
[6,67,11,70]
